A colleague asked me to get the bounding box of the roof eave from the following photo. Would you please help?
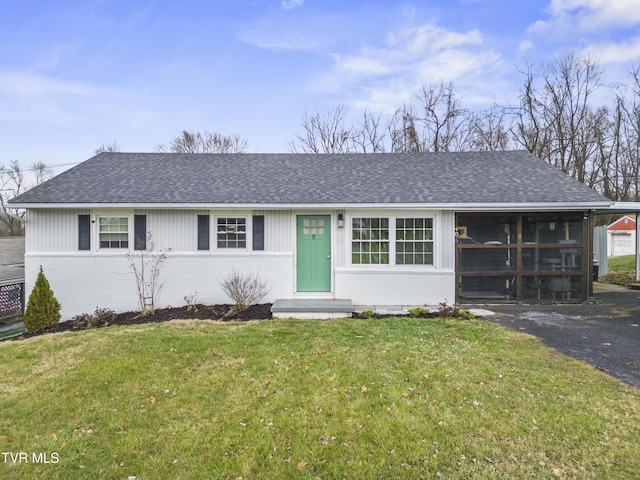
[8,201,613,211]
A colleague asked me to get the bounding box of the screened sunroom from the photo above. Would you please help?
[456,213,591,303]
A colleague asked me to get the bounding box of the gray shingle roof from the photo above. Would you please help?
[9,151,610,207]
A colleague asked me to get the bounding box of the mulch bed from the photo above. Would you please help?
[5,303,274,342]
[114,303,273,325]
[5,304,432,342]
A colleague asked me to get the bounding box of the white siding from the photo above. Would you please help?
[26,209,296,255]
[135,209,206,252]
[334,210,347,268]
[255,210,293,252]
[437,210,455,269]
[26,209,89,253]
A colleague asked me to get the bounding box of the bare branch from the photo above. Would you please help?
[157,130,248,153]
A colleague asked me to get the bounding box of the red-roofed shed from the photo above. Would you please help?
[608,215,637,256]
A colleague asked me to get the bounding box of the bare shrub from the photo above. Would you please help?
[72,307,116,330]
[184,291,198,312]
[126,233,170,315]
[436,301,475,320]
[219,270,270,314]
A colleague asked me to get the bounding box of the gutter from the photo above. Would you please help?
[6,201,613,212]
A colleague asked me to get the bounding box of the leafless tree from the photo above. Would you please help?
[609,65,640,201]
[511,54,605,184]
[94,141,121,155]
[289,105,388,153]
[388,81,474,152]
[157,130,248,153]
[467,106,513,151]
[289,105,355,153]
[388,105,421,152]
[353,109,387,152]
[284,58,640,203]
[417,80,473,152]
[0,160,52,235]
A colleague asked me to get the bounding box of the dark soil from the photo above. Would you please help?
[6,304,436,342]
[114,303,273,325]
[5,303,273,342]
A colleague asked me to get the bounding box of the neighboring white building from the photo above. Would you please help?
[9,151,613,319]
[607,215,637,257]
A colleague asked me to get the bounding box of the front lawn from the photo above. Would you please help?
[602,254,636,285]
[1,317,638,478]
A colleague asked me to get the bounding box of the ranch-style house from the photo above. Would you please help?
[9,151,613,320]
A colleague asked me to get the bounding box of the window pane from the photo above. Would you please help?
[395,217,434,265]
[99,217,128,248]
[217,218,247,248]
[351,218,389,264]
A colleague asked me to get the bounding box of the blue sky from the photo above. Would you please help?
[2,0,640,173]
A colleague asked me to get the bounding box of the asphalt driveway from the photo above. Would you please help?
[480,283,640,389]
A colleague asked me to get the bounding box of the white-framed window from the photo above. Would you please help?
[99,217,129,249]
[351,216,435,266]
[217,217,247,248]
[352,217,389,264]
[396,218,434,265]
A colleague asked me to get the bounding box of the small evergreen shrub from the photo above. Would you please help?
[361,309,374,319]
[72,307,116,330]
[24,266,61,333]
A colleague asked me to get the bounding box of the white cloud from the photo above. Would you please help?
[581,36,640,64]
[281,0,303,11]
[518,39,534,53]
[533,0,640,33]
[236,18,319,51]
[311,23,503,112]
[0,70,114,98]
[0,70,121,126]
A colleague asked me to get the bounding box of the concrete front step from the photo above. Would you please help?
[271,299,354,319]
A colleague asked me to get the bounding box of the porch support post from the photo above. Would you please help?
[516,214,523,301]
[636,212,640,283]
[586,211,593,299]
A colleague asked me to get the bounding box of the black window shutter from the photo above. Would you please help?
[197,215,210,250]
[253,215,265,251]
[134,215,147,250]
[78,215,91,251]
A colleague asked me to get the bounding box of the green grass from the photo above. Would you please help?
[608,255,636,273]
[602,255,636,285]
[1,318,639,479]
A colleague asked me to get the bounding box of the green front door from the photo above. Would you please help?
[296,215,331,292]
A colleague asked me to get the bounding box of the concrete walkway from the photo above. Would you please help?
[481,282,640,389]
